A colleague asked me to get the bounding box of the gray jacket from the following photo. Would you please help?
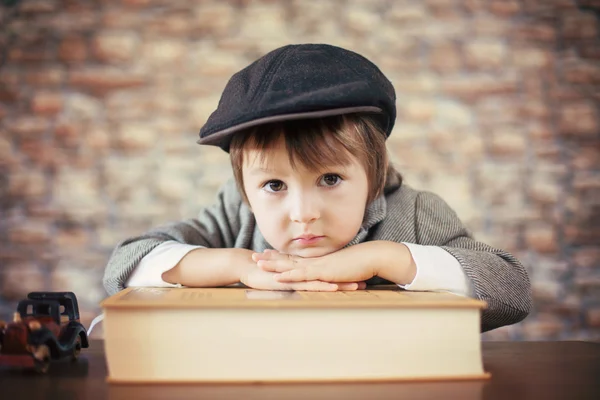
[103,168,532,332]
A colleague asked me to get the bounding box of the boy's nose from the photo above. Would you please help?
[289,195,320,223]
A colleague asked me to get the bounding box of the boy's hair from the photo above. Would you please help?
[229,113,389,205]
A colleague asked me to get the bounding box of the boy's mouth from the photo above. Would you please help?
[293,234,325,245]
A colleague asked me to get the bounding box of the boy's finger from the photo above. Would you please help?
[257,259,297,272]
[336,282,359,291]
[277,266,331,282]
[290,281,338,291]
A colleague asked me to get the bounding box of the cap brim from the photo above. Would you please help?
[197,106,384,149]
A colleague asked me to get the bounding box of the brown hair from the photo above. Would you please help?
[229,113,389,205]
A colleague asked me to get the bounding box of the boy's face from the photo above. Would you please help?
[242,136,369,258]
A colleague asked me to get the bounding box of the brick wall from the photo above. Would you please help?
[0,0,598,340]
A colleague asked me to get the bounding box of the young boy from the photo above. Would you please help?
[103,44,532,332]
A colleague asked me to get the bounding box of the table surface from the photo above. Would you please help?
[1,340,599,400]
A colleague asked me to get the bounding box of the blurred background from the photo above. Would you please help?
[0,0,598,341]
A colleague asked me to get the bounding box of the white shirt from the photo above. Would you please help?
[126,241,473,297]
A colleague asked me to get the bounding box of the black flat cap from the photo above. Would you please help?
[197,43,396,152]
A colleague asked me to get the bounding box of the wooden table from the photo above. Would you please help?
[1,340,599,399]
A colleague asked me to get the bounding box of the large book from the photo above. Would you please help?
[101,286,489,383]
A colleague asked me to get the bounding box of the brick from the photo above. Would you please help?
[190,49,245,77]
[426,0,462,19]
[86,126,111,152]
[559,102,598,136]
[562,12,598,40]
[115,122,158,151]
[54,122,81,148]
[0,140,19,168]
[346,7,381,33]
[520,101,551,120]
[92,31,140,62]
[565,226,600,246]
[577,0,600,7]
[66,93,104,119]
[20,138,65,168]
[464,39,507,69]
[429,41,462,73]
[101,10,143,29]
[544,293,581,318]
[69,68,147,94]
[512,46,552,69]
[475,164,524,207]
[441,74,518,101]
[58,35,88,64]
[586,308,600,328]
[388,4,427,23]
[0,69,21,88]
[46,12,97,33]
[399,98,435,122]
[478,100,523,127]
[25,67,66,86]
[525,224,558,254]
[190,2,236,36]
[489,0,521,17]
[19,0,58,13]
[532,277,564,301]
[56,227,90,248]
[393,74,438,94]
[26,204,60,219]
[5,117,49,136]
[420,20,469,40]
[8,221,51,244]
[30,92,63,115]
[8,168,48,197]
[188,94,227,127]
[54,169,106,219]
[122,0,152,7]
[145,11,193,36]
[8,45,54,63]
[156,173,194,201]
[435,100,473,126]
[444,132,484,164]
[572,143,600,169]
[462,0,486,13]
[51,263,106,304]
[574,275,600,290]
[472,17,510,36]
[489,128,527,156]
[563,59,600,85]
[528,169,562,204]
[375,40,425,72]
[0,86,19,102]
[573,247,600,269]
[512,21,557,42]
[522,313,563,339]
[0,263,46,301]
[572,173,600,190]
[579,42,600,60]
[142,39,186,65]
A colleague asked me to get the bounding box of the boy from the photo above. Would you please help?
[103,44,532,332]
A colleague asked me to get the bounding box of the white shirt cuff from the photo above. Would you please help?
[397,242,472,297]
[125,241,203,288]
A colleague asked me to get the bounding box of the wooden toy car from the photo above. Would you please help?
[0,292,89,373]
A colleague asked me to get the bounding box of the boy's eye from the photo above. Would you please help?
[263,180,286,193]
[319,174,342,187]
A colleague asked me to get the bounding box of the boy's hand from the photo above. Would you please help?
[241,265,364,291]
[253,241,416,285]
[252,247,375,284]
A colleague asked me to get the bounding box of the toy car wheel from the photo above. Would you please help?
[33,345,50,373]
[71,336,82,361]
